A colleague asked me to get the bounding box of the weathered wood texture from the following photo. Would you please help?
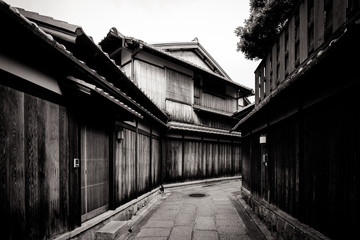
[0,84,69,239]
[134,60,166,110]
[254,0,349,104]
[80,121,109,222]
[198,92,237,113]
[240,28,360,238]
[164,137,241,183]
[114,127,161,207]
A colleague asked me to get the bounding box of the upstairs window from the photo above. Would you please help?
[203,78,226,98]
[308,0,315,53]
[166,68,192,104]
[324,0,333,40]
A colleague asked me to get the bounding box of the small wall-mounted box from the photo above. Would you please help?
[260,135,267,144]
[74,158,80,168]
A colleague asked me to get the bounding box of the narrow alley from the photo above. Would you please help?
[125,180,269,240]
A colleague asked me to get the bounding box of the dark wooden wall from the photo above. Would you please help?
[0,84,69,239]
[114,125,162,206]
[164,135,241,183]
[240,31,360,238]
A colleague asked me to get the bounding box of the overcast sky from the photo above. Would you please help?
[5,0,259,93]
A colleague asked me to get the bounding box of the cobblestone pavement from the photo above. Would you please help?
[124,180,268,240]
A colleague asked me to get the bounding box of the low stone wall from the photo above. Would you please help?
[241,188,330,240]
[54,187,161,240]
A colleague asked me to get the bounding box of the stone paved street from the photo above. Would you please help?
[124,180,269,240]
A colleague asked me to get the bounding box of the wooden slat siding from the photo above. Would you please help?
[255,69,259,104]
[314,0,325,49]
[46,101,61,234]
[151,138,161,186]
[184,141,202,180]
[124,129,136,201]
[272,45,277,89]
[299,0,308,63]
[204,142,211,178]
[288,16,296,73]
[3,86,26,239]
[165,139,183,182]
[241,135,251,191]
[333,0,347,31]
[68,108,81,229]
[259,66,264,101]
[0,85,10,238]
[166,68,193,104]
[233,142,241,176]
[109,124,116,210]
[200,93,237,113]
[165,100,194,123]
[24,94,40,239]
[138,133,150,194]
[278,33,285,83]
[134,60,166,109]
[59,105,69,229]
[265,55,271,94]
[149,127,152,189]
[38,97,50,237]
[81,121,109,221]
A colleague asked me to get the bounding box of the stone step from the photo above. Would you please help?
[95,221,128,240]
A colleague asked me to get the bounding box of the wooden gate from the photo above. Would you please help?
[81,122,109,222]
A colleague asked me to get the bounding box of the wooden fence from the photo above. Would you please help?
[164,136,241,183]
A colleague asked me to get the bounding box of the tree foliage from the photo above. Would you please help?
[235,0,299,60]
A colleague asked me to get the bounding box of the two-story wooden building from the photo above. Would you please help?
[0,1,254,239]
[233,0,360,239]
[100,30,254,183]
[0,2,169,239]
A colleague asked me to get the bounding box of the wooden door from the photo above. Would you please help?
[81,122,109,222]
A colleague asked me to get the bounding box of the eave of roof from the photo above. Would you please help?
[16,7,169,125]
[66,76,143,119]
[193,104,234,118]
[151,41,232,80]
[168,121,241,137]
[2,3,169,127]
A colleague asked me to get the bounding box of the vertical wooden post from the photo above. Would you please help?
[181,134,185,181]
[135,120,138,192]
[109,120,116,210]
[149,125,153,189]
[68,108,81,229]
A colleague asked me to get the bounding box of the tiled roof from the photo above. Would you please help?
[66,76,143,118]
[14,6,169,126]
[168,121,241,137]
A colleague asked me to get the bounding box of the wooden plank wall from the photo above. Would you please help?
[164,137,241,183]
[134,60,166,110]
[254,0,349,105]
[240,52,360,239]
[0,84,69,239]
[114,126,162,206]
[199,92,237,113]
[115,129,136,204]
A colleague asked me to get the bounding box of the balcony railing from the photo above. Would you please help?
[255,0,358,105]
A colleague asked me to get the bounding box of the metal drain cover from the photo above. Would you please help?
[188,193,206,198]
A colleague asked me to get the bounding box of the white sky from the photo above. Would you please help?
[5,0,259,95]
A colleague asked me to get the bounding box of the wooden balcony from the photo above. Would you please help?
[255,0,359,105]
